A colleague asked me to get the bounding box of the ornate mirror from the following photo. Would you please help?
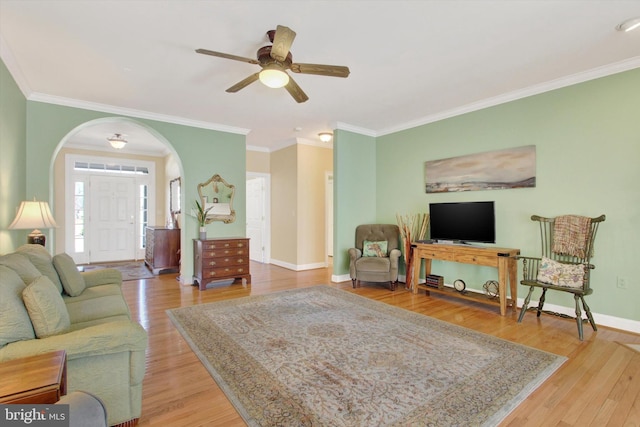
[169,177,181,214]
[197,174,236,224]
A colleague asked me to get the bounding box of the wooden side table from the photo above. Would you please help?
[0,350,67,404]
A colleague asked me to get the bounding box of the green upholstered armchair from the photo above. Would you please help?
[348,224,401,291]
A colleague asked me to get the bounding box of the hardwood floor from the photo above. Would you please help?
[121,261,640,426]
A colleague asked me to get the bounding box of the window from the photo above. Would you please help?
[74,181,85,252]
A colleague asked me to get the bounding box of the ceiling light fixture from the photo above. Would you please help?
[318,132,333,143]
[107,133,128,149]
[259,64,290,88]
[616,17,640,32]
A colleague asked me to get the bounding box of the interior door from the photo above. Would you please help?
[246,176,265,262]
[89,175,136,262]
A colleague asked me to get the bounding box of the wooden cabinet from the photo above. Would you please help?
[193,237,251,290]
[145,227,180,274]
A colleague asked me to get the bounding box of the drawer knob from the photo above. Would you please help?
[208,261,217,266]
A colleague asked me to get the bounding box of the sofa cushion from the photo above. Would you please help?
[0,253,42,285]
[17,244,63,293]
[64,284,131,327]
[53,253,86,297]
[22,276,70,338]
[0,266,36,347]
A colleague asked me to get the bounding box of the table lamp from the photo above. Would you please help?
[8,199,58,246]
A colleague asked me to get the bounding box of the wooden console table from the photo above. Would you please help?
[0,350,67,404]
[411,243,520,316]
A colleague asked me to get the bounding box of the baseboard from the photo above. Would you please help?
[398,275,640,334]
[270,259,327,271]
[332,273,351,283]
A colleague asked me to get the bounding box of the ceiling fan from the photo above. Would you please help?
[196,25,350,103]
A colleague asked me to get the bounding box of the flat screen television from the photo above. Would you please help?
[429,201,495,244]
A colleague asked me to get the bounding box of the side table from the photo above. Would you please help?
[0,350,67,404]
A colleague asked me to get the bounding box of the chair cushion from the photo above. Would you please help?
[356,256,391,272]
[22,276,71,338]
[0,253,42,285]
[0,266,35,347]
[363,240,388,257]
[17,244,63,293]
[53,253,86,297]
[537,257,584,288]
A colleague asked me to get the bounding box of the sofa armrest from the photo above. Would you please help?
[81,269,122,288]
[0,321,147,362]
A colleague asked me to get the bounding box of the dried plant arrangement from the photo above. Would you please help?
[396,213,429,289]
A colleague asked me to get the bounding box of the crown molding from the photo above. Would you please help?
[27,92,251,136]
[377,57,640,136]
[334,122,377,137]
[0,35,32,97]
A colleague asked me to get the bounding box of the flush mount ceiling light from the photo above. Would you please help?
[107,133,128,149]
[616,17,640,32]
[259,64,290,88]
[318,132,333,142]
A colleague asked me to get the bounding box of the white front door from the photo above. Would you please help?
[89,175,136,262]
[246,176,265,262]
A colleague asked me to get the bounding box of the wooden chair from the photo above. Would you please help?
[518,214,605,340]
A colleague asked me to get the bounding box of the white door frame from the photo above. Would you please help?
[325,171,334,262]
[246,172,271,264]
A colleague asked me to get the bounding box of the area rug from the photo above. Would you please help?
[167,285,566,427]
[79,261,155,281]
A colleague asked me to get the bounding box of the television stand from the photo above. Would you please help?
[411,242,520,316]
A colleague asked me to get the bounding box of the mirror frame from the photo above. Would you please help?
[169,177,181,214]
[197,174,236,224]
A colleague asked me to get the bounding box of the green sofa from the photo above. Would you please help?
[0,244,147,426]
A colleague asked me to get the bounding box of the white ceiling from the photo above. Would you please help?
[1,1,639,156]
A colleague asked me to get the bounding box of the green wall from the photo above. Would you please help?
[333,130,377,275]
[374,69,640,321]
[0,60,27,252]
[22,101,246,283]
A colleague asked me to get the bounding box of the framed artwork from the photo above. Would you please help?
[425,145,536,193]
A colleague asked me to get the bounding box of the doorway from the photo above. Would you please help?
[246,173,270,263]
[65,154,154,264]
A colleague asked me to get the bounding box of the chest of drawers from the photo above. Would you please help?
[145,227,180,274]
[193,237,251,290]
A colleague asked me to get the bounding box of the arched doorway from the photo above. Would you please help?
[51,118,184,269]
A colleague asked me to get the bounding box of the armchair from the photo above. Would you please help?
[348,224,401,291]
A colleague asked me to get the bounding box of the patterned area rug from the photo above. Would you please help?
[79,261,155,281]
[167,286,566,426]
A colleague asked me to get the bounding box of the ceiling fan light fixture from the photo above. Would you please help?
[616,17,640,32]
[107,133,128,149]
[318,132,333,143]
[259,65,290,88]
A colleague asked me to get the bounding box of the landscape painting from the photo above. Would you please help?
[425,145,536,193]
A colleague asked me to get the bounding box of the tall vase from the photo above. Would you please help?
[199,226,207,241]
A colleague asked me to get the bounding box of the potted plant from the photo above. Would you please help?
[194,200,212,240]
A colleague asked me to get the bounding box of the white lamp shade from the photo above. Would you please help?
[259,66,290,88]
[9,200,58,230]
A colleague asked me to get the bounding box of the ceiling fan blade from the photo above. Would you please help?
[285,76,309,103]
[226,73,260,93]
[270,25,296,62]
[196,48,259,65]
[290,63,350,78]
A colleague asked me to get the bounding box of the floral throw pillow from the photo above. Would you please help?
[537,257,584,288]
[362,240,388,257]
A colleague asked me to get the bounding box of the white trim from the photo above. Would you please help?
[270,259,327,271]
[334,121,377,137]
[332,273,351,283]
[246,145,270,153]
[27,92,251,136]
